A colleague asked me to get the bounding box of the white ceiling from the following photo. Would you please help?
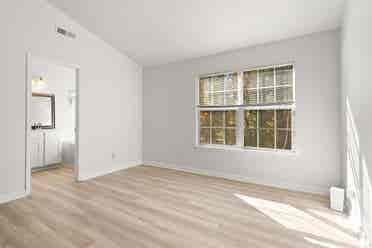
[47,0,345,67]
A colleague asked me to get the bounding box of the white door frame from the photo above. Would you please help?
[25,53,80,195]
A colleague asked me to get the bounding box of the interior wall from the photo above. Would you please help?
[31,58,76,164]
[0,0,142,202]
[341,0,372,245]
[144,30,341,195]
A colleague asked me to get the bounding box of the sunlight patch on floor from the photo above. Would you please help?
[234,193,359,247]
[307,209,359,235]
[304,237,341,248]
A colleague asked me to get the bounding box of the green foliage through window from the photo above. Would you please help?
[199,111,236,146]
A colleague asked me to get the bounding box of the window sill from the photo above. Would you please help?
[194,144,298,155]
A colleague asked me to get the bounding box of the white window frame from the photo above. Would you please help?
[195,63,296,153]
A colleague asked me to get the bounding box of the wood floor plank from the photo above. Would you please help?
[0,165,359,248]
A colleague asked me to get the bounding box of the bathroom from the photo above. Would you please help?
[30,57,77,173]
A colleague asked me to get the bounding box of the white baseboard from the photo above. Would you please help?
[144,161,329,196]
[78,161,142,181]
[0,190,28,205]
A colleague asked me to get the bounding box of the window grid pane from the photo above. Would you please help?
[225,73,238,90]
[225,128,236,145]
[212,75,225,91]
[277,110,292,129]
[276,86,293,103]
[259,110,274,129]
[244,89,257,105]
[199,73,239,106]
[225,73,238,105]
[276,129,292,150]
[276,65,293,86]
[244,110,257,129]
[225,110,236,127]
[243,70,257,89]
[199,77,210,105]
[259,88,275,104]
[259,128,275,149]
[198,64,294,151]
[259,68,274,87]
[243,109,292,150]
[200,128,210,144]
[244,128,257,147]
[199,111,237,146]
[212,111,224,127]
[244,110,258,148]
[199,111,211,127]
[212,92,224,105]
[276,109,292,150]
[212,128,225,144]
[225,90,238,105]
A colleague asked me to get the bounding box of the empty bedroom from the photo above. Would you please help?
[0,0,371,247]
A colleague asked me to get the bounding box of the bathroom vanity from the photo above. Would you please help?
[31,130,61,169]
[30,92,61,169]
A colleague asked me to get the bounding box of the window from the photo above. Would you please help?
[199,111,236,145]
[197,64,295,151]
[199,73,238,106]
[244,109,292,150]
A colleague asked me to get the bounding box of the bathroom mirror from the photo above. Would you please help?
[31,92,55,129]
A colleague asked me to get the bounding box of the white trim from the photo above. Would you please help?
[25,53,80,194]
[199,62,295,78]
[236,109,244,147]
[198,106,241,111]
[25,54,32,196]
[274,109,277,149]
[273,67,277,102]
[195,144,297,155]
[257,109,260,147]
[78,162,141,181]
[244,84,293,91]
[0,191,28,205]
[74,67,81,181]
[257,68,260,104]
[144,161,329,196]
[197,103,295,110]
[238,72,243,105]
[195,77,200,146]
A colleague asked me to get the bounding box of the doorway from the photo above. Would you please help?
[25,54,79,194]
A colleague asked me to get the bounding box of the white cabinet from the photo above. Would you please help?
[31,132,44,169]
[45,132,61,165]
[31,131,61,169]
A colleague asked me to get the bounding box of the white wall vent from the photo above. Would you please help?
[56,27,76,39]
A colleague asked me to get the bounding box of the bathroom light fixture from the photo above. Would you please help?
[32,77,46,86]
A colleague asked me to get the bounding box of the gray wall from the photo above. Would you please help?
[0,0,142,202]
[341,0,372,245]
[144,30,341,194]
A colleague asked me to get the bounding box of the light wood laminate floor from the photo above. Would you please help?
[0,165,359,248]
